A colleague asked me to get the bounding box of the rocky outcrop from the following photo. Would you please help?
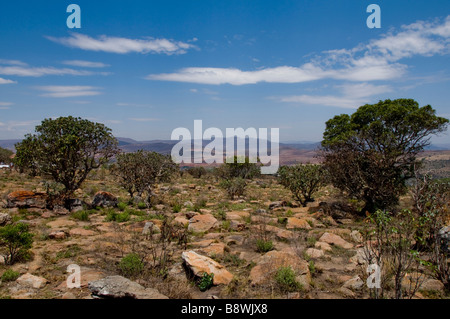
[88,275,168,299]
[319,232,353,249]
[249,251,310,286]
[181,250,233,285]
[188,214,218,233]
[91,191,117,208]
[0,213,11,226]
[16,273,47,289]
[7,191,47,209]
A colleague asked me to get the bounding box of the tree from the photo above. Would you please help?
[320,99,448,214]
[0,146,13,165]
[216,156,261,180]
[115,150,178,203]
[278,164,327,207]
[0,223,34,265]
[14,116,119,202]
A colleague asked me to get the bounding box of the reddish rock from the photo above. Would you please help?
[182,251,233,285]
[319,232,353,249]
[286,217,312,230]
[7,191,47,209]
[188,214,218,233]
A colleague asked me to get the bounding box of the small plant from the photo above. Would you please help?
[256,239,273,253]
[197,272,214,292]
[71,210,90,221]
[306,236,317,248]
[308,260,316,275]
[275,266,302,292]
[106,211,130,223]
[119,253,144,278]
[172,203,182,213]
[117,202,127,211]
[137,202,147,209]
[0,223,34,265]
[1,269,20,282]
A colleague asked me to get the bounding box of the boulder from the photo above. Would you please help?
[315,241,332,252]
[181,250,233,285]
[319,232,353,249]
[350,230,363,243]
[286,217,312,230]
[249,251,310,286]
[0,213,11,226]
[16,273,47,289]
[91,191,117,208]
[342,275,364,291]
[88,275,168,299]
[188,214,218,233]
[269,201,286,210]
[67,198,86,212]
[6,191,47,209]
[305,248,324,259]
[48,231,67,240]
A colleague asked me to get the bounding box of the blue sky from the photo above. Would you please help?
[0,0,449,143]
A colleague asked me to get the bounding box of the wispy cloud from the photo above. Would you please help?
[128,117,160,122]
[62,60,110,68]
[47,33,196,55]
[278,83,393,109]
[36,86,102,98]
[0,77,17,84]
[146,16,450,85]
[0,59,109,77]
[0,102,13,110]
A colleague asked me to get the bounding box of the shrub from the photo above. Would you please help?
[275,266,302,292]
[0,223,34,265]
[106,211,130,223]
[119,253,144,278]
[71,210,90,221]
[256,239,273,253]
[117,202,127,211]
[172,203,182,213]
[278,164,326,207]
[187,167,207,178]
[1,269,20,282]
[197,273,214,292]
[137,202,147,210]
[219,178,247,200]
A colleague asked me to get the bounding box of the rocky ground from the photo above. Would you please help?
[0,169,447,299]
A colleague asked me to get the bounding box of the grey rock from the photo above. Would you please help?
[0,213,11,226]
[88,275,168,299]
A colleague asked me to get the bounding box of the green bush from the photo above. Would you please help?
[1,269,20,282]
[275,266,302,292]
[0,223,34,265]
[220,178,247,200]
[119,253,144,278]
[256,239,273,253]
[117,202,127,211]
[197,273,214,292]
[137,202,147,210]
[106,211,130,223]
[172,203,182,213]
[71,210,90,221]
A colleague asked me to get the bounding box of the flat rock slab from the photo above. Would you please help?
[319,232,353,249]
[47,219,77,228]
[16,273,47,289]
[88,275,168,299]
[188,214,218,233]
[286,217,312,230]
[249,250,310,286]
[182,250,233,285]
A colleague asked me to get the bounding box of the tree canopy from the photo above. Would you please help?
[320,99,448,213]
[14,116,119,201]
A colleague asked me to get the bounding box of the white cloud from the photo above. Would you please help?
[146,15,450,85]
[0,77,17,84]
[0,102,13,109]
[129,117,160,122]
[0,59,28,66]
[47,33,196,55]
[279,83,393,109]
[62,60,110,68]
[36,86,102,98]
[0,66,97,77]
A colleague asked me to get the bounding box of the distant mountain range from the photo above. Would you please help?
[1,137,448,166]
